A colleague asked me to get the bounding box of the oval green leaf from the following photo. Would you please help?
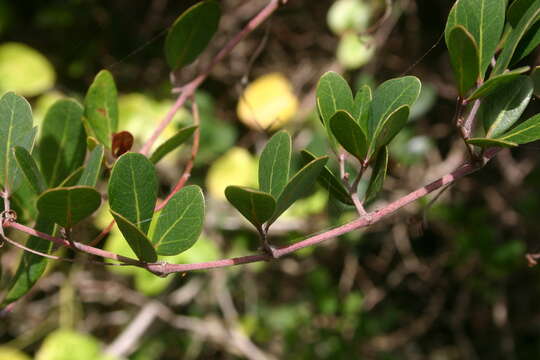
[165,1,221,69]
[259,130,291,198]
[225,186,276,229]
[13,146,46,194]
[368,76,420,141]
[492,1,540,76]
[0,92,34,193]
[268,156,328,225]
[37,186,102,228]
[511,21,540,65]
[300,150,353,205]
[467,66,530,100]
[108,152,158,234]
[495,113,540,144]
[149,125,197,164]
[446,25,480,96]
[3,216,54,305]
[39,98,86,186]
[372,105,410,156]
[59,166,84,187]
[329,110,368,161]
[84,70,118,148]
[365,146,388,204]
[479,76,533,138]
[77,145,104,187]
[445,0,505,78]
[111,209,157,262]
[151,185,205,256]
[352,84,372,133]
[533,65,540,97]
[466,137,518,147]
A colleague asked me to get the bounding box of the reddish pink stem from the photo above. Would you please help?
[140,0,282,155]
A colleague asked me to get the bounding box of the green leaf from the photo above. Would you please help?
[352,85,372,133]
[13,146,46,194]
[149,125,197,164]
[258,131,291,198]
[225,186,276,230]
[39,98,86,187]
[165,1,221,69]
[268,156,328,225]
[84,70,118,148]
[512,20,540,64]
[59,167,84,187]
[496,113,540,144]
[3,216,54,305]
[466,137,517,147]
[36,329,108,360]
[533,65,540,97]
[372,105,410,154]
[365,146,388,203]
[77,145,104,187]
[300,150,353,205]
[108,152,158,234]
[444,0,505,77]
[110,209,157,262]
[37,186,101,228]
[446,25,480,95]
[316,71,354,145]
[493,0,540,75]
[151,185,205,256]
[329,110,368,160]
[0,92,34,193]
[479,76,533,138]
[368,76,420,141]
[467,66,530,100]
[508,0,536,27]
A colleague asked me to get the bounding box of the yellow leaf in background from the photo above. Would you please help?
[0,42,55,97]
[0,347,30,360]
[237,73,299,130]
[206,147,257,200]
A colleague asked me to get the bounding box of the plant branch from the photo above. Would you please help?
[156,97,201,212]
[140,0,284,155]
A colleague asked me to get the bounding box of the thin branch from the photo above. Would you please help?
[140,0,283,155]
[155,97,201,212]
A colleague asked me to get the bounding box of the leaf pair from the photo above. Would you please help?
[225,131,327,232]
[317,72,419,161]
[108,153,205,262]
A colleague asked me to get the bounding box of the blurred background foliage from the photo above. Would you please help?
[0,0,540,359]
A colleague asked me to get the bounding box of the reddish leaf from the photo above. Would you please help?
[112,131,134,158]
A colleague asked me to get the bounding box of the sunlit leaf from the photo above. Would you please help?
[479,76,533,138]
[151,185,205,256]
[496,113,540,144]
[13,146,46,194]
[84,70,118,148]
[108,152,157,234]
[77,145,104,187]
[466,137,517,147]
[149,125,197,164]
[165,0,221,69]
[225,186,276,229]
[467,66,530,100]
[259,131,291,198]
[39,98,86,186]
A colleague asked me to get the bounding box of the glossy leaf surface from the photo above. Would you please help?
[300,150,353,205]
[446,25,480,95]
[149,125,197,164]
[108,153,158,234]
[329,110,368,160]
[84,70,118,148]
[479,76,533,138]
[467,66,530,100]
[496,113,540,144]
[466,137,517,147]
[111,209,157,262]
[39,98,86,186]
[77,145,104,187]
[0,92,34,193]
[37,186,101,228]
[151,185,205,256]
[258,131,291,198]
[13,146,46,194]
[225,186,276,229]
[165,1,221,69]
[268,156,328,225]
